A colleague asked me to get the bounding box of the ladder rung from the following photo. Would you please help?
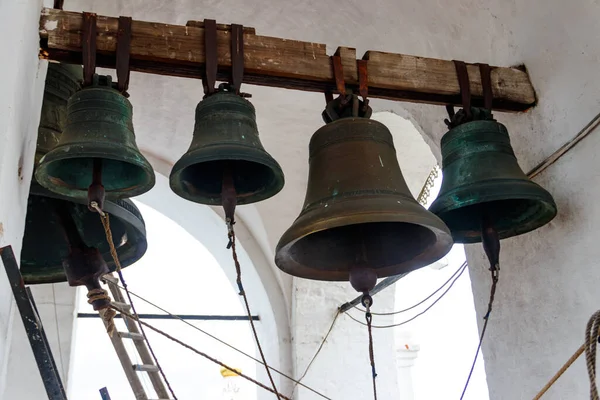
[112,301,131,311]
[133,364,159,372]
[118,331,144,341]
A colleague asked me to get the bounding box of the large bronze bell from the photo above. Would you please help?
[429,111,557,243]
[169,84,284,205]
[275,106,453,284]
[35,74,155,200]
[21,64,148,284]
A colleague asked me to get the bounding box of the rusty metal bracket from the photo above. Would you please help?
[230,23,244,95]
[479,63,493,110]
[453,60,472,119]
[116,16,132,94]
[82,12,97,87]
[53,0,64,10]
[357,59,369,112]
[203,19,218,96]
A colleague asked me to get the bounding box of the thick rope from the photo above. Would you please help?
[228,222,282,399]
[87,288,116,336]
[365,301,378,400]
[94,206,178,400]
[460,268,499,400]
[114,306,292,400]
[533,310,600,399]
[585,311,600,400]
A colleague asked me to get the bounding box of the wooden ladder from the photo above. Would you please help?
[101,273,171,400]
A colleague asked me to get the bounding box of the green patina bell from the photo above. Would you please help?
[169,84,285,205]
[429,109,557,243]
[21,183,148,284]
[35,74,155,200]
[21,65,148,284]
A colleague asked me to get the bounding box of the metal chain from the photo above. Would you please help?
[114,307,292,400]
[92,202,178,400]
[362,295,378,400]
[227,220,282,399]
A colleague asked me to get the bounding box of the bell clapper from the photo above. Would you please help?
[88,157,106,214]
[480,209,500,272]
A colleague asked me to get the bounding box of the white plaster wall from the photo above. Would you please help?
[0,0,50,397]
[3,1,600,399]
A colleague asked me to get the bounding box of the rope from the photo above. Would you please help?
[87,288,117,336]
[104,281,332,400]
[354,260,466,316]
[228,221,282,399]
[585,311,600,400]
[346,262,468,328]
[291,310,340,397]
[94,205,178,400]
[533,310,600,399]
[113,306,292,400]
[364,298,378,400]
[460,268,499,400]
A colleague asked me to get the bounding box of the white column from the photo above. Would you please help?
[0,0,49,398]
[396,344,419,400]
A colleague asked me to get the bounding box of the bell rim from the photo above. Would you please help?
[169,145,285,206]
[429,179,558,243]
[35,142,156,200]
[21,186,148,285]
[275,204,453,281]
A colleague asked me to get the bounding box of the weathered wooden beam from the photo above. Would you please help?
[39,8,536,112]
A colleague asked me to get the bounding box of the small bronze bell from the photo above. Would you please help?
[21,65,147,285]
[276,99,453,283]
[429,109,557,243]
[35,74,155,200]
[169,84,284,206]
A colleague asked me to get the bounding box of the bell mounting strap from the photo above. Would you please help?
[478,63,493,110]
[116,16,132,94]
[82,12,97,87]
[357,59,370,112]
[203,19,218,95]
[453,60,472,119]
[230,24,244,95]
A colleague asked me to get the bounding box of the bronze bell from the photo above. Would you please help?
[429,109,557,243]
[169,84,285,205]
[21,183,148,284]
[35,74,155,200]
[21,64,148,285]
[275,105,453,284]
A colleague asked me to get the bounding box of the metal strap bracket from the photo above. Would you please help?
[116,16,132,94]
[230,23,245,95]
[357,59,369,112]
[203,19,218,96]
[453,59,472,118]
[478,63,493,110]
[82,12,97,87]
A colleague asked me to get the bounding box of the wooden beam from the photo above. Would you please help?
[39,8,536,112]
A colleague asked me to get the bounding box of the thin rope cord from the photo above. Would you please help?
[346,262,468,328]
[229,224,281,399]
[585,310,600,400]
[105,281,331,400]
[98,211,178,400]
[355,261,467,316]
[365,302,378,400]
[291,310,341,397]
[460,269,499,400]
[51,284,67,379]
[114,306,292,400]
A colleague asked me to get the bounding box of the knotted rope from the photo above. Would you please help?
[87,288,116,336]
